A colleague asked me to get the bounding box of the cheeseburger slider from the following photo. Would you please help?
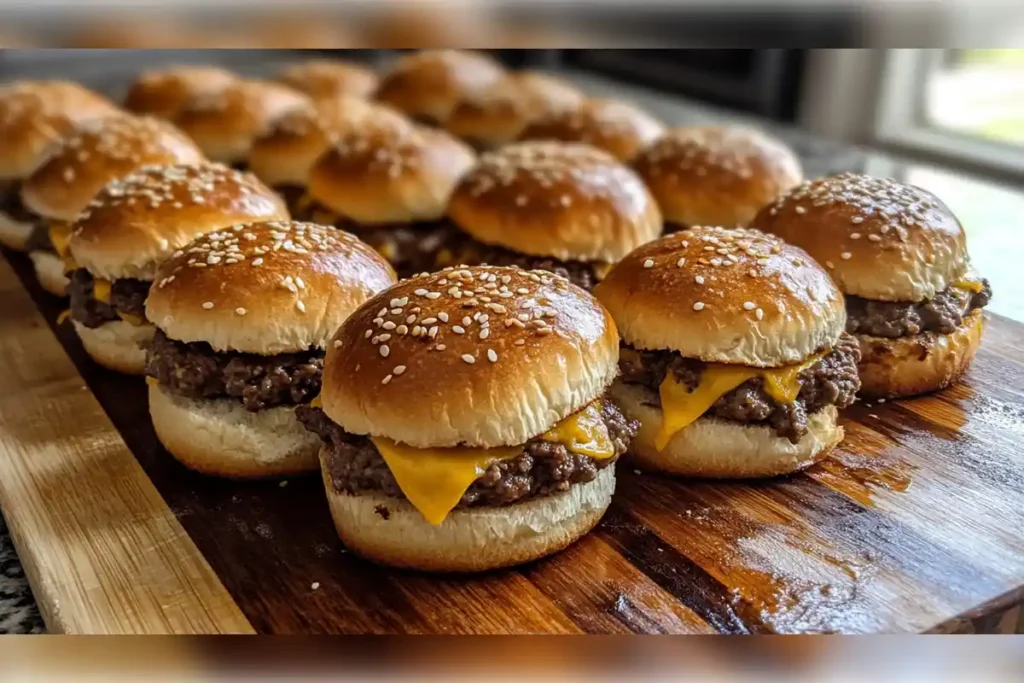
[298,265,636,571]
[20,115,205,296]
[123,66,238,119]
[66,163,288,374]
[751,173,991,399]
[632,126,803,231]
[275,60,379,101]
[517,98,665,162]
[0,81,118,252]
[595,226,860,478]
[145,221,396,478]
[305,124,475,278]
[445,142,662,290]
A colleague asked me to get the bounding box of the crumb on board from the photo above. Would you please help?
[311,582,320,591]
[279,480,288,488]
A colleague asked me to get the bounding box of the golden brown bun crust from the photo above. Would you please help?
[307,124,474,225]
[856,309,984,399]
[69,163,288,280]
[147,220,397,354]
[448,142,662,263]
[73,319,154,374]
[321,453,614,572]
[123,66,238,119]
[517,98,665,162]
[633,126,803,228]
[375,49,505,125]
[751,173,969,302]
[0,80,120,180]
[594,226,845,366]
[20,115,205,222]
[173,80,311,164]
[322,265,620,448]
[275,60,378,100]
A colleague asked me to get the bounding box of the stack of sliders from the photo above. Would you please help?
[0,80,118,252]
[517,98,665,162]
[274,59,379,101]
[444,141,663,289]
[595,226,861,477]
[65,163,289,374]
[145,220,397,478]
[123,66,239,119]
[19,114,205,296]
[298,265,637,571]
[751,172,992,398]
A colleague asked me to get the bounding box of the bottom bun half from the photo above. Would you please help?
[149,382,321,479]
[611,382,842,478]
[321,453,615,572]
[856,309,984,399]
[0,212,34,251]
[29,250,69,297]
[74,319,154,375]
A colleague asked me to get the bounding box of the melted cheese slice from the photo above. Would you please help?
[372,402,616,525]
[49,221,72,258]
[93,278,112,304]
[117,312,145,326]
[56,309,72,325]
[654,354,822,451]
[954,279,984,294]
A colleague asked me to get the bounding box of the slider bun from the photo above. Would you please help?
[595,226,845,366]
[448,141,662,263]
[612,383,841,477]
[275,59,378,100]
[149,383,320,478]
[322,456,614,572]
[123,66,238,119]
[0,213,35,251]
[306,124,474,225]
[751,172,969,302]
[173,80,311,164]
[634,126,803,228]
[517,98,665,162]
[73,319,154,375]
[20,115,205,222]
[29,250,69,296]
[375,49,505,125]
[856,309,983,399]
[146,220,396,354]
[69,163,288,280]
[321,265,620,448]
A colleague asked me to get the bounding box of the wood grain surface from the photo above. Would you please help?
[2,245,1023,634]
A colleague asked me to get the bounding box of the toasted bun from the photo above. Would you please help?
[173,80,311,164]
[517,98,665,162]
[275,60,378,100]
[29,250,69,296]
[612,382,841,478]
[633,126,803,228]
[147,220,396,354]
[751,173,970,302]
[856,309,984,399]
[68,163,288,280]
[322,455,614,572]
[375,49,505,125]
[248,97,412,188]
[0,80,119,180]
[307,124,474,225]
[322,265,620,448]
[149,383,320,479]
[123,66,238,119]
[595,226,844,366]
[73,319,154,374]
[20,115,205,222]
[0,212,35,251]
[448,142,662,263]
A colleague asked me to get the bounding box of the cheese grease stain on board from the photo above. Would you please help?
[810,449,916,508]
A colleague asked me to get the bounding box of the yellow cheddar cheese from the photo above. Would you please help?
[93,278,112,304]
[954,279,984,294]
[56,309,72,325]
[117,312,145,326]
[49,221,72,258]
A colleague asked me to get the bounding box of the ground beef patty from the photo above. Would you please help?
[24,222,54,253]
[0,181,38,224]
[618,334,861,443]
[438,234,604,291]
[846,280,992,338]
[67,268,150,328]
[146,329,323,412]
[297,400,637,508]
[271,184,306,214]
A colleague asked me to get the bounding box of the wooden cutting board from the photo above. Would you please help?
[1,249,1022,634]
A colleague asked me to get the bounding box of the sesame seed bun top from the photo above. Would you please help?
[594,226,845,367]
[275,59,379,101]
[20,115,206,222]
[517,98,665,162]
[123,66,239,120]
[0,80,120,180]
[750,172,970,303]
[448,141,663,264]
[68,163,288,281]
[307,124,475,226]
[146,220,397,355]
[321,265,620,449]
[633,126,803,229]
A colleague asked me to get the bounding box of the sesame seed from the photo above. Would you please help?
[428,326,439,338]
[364,330,373,338]
[235,307,247,316]
[693,302,705,311]
[251,258,264,267]
[202,301,214,310]
[380,345,390,358]
[743,301,755,310]
[756,308,764,320]
[462,354,475,364]
[406,314,417,324]
[643,259,654,269]
[487,349,498,362]
[393,365,406,375]
[868,234,882,242]
[336,339,345,348]
[435,344,446,351]
[453,326,465,334]
[825,260,835,269]
[438,312,449,323]
[795,206,807,214]
[514,339,526,346]
[695,275,705,285]
[852,216,864,224]
[414,288,428,296]
[296,300,306,313]
[311,582,320,590]
[677,258,686,267]
[396,325,408,335]
[850,233,861,240]
[378,333,391,342]
[425,291,441,299]
[381,374,392,385]
[841,252,852,260]
[480,328,490,340]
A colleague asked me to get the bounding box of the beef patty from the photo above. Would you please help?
[146,329,323,412]
[0,181,39,225]
[67,268,150,328]
[846,280,992,338]
[297,399,637,508]
[271,184,306,215]
[24,222,54,253]
[618,334,861,443]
